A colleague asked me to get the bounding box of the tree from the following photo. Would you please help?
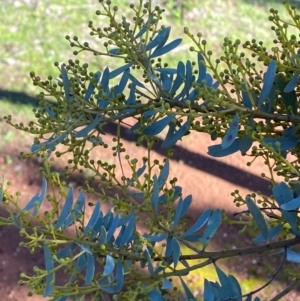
[1,0,300,300]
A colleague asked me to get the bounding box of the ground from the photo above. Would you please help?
[0,115,300,301]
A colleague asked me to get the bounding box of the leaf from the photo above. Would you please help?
[75,115,102,138]
[273,182,298,232]
[281,195,300,211]
[203,279,215,301]
[170,61,185,94]
[171,237,180,268]
[172,197,184,227]
[253,224,283,243]
[202,209,222,249]
[263,137,299,151]
[84,202,101,235]
[55,187,74,230]
[184,209,211,237]
[103,255,115,276]
[286,248,300,263]
[246,196,269,241]
[239,135,253,154]
[84,71,101,101]
[158,160,170,187]
[258,60,276,107]
[222,113,239,149]
[115,258,124,292]
[143,114,175,136]
[180,277,196,300]
[109,63,133,79]
[151,175,160,214]
[161,278,173,290]
[185,60,193,93]
[106,214,120,241]
[148,290,166,301]
[161,119,191,148]
[85,252,95,285]
[207,138,240,157]
[150,39,182,58]
[43,244,54,297]
[108,48,120,55]
[143,233,167,242]
[160,70,172,91]
[143,248,154,274]
[118,216,135,247]
[146,27,170,51]
[61,65,71,102]
[228,275,242,300]
[98,226,107,244]
[155,26,171,50]
[21,176,47,216]
[284,72,298,92]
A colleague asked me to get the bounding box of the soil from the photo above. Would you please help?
[0,116,300,301]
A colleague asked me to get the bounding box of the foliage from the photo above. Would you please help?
[2,0,300,300]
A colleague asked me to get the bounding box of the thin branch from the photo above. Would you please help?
[243,247,287,298]
[269,278,300,301]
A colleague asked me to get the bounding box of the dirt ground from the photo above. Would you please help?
[0,116,300,301]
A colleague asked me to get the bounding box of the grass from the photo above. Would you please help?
[1,0,300,300]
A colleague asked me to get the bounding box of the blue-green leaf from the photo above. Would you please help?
[118,216,135,247]
[85,252,95,285]
[107,214,120,241]
[146,27,170,51]
[253,223,283,243]
[246,196,269,241]
[158,159,170,187]
[170,61,185,94]
[273,182,298,232]
[75,115,102,138]
[263,137,299,151]
[208,138,240,157]
[202,209,222,249]
[258,60,276,107]
[150,39,182,58]
[203,279,215,301]
[84,202,101,235]
[284,72,298,92]
[161,278,173,290]
[103,255,115,276]
[184,209,211,237]
[21,176,47,216]
[84,71,101,101]
[161,119,191,148]
[148,290,166,301]
[222,113,239,149]
[239,135,253,154]
[281,195,300,211]
[171,237,180,268]
[55,186,74,230]
[109,63,133,79]
[286,248,300,263]
[151,175,160,214]
[61,65,71,102]
[98,226,107,244]
[43,244,54,297]
[143,248,154,274]
[180,277,196,300]
[143,114,175,136]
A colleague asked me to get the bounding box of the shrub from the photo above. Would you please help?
[1,0,300,300]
